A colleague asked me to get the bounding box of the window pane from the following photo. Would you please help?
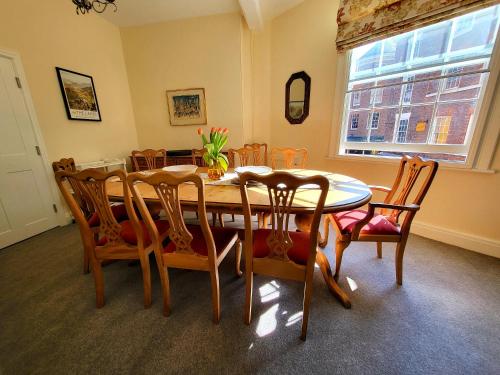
[433,101,477,144]
[414,22,451,60]
[369,107,399,142]
[451,7,499,53]
[346,110,370,142]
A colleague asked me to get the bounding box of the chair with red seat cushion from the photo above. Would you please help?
[239,171,330,341]
[54,169,167,310]
[87,203,129,227]
[127,171,241,323]
[319,156,438,286]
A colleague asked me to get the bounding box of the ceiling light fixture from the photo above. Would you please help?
[72,0,117,15]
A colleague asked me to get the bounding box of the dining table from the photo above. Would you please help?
[106,168,372,308]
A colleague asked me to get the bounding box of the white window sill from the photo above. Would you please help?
[326,154,496,174]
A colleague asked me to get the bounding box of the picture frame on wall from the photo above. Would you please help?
[166,88,207,126]
[55,67,101,121]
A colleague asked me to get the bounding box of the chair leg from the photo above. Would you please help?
[139,254,152,308]
[83,246,90,274]
[235,240,242,277]
[210,268,221,324]
[218,213,224,227]
[319,215,331,248]
[300,271,315,341]
[244,269,253,325]
[395,239,408,286]
[92,260,105,308]
[377,242,383,258]
[159,265,171,317]
[262,213,269,228]
[212,213,217,226]
[334,240,349,280]
[231,214,235,222]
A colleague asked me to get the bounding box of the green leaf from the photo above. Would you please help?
[217,155,228,171]
[201,134,209,146]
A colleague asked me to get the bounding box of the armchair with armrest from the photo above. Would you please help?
[319,156,438,285]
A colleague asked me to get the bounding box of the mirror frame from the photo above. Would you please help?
[285,71,311,124]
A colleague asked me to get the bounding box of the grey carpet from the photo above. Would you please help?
[0,217,499,375]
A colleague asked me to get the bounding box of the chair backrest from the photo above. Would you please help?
[131,149,167,171]
[239,171,329,265]
[384,156,438,225]
[127,172,218,261]
[244,143,268,166]
[55,169,141,248]
[52,157,94,218]
[270,147,308,169]
[228,147,254,168]
[191,148,207,167]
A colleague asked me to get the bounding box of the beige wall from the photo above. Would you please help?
[0,0,138,163]
[121,13,248,150]
[260,0,500,251]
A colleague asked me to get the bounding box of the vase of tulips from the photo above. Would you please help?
[197,127,229,180]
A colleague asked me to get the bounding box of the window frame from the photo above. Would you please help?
[330,10,500,171]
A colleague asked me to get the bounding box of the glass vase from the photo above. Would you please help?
[207,161,224,180]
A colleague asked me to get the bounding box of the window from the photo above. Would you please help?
[432,116,452,144]
[396,114,410,143]
[402,76,414,104]
[339,5,500,164]
[444,67,463,89]
[369,112,380,129]
[352,91,360,106]
[351,113,359,129]
[370,88,383,104]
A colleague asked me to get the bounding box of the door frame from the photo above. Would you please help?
[0,48,69,227]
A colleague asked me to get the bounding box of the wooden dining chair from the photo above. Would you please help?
[271,147,308,169]
[127,171,242,323]
[131,149,167,171]
[191,148,207,167]
[244,143,268,165]
[239,171,329,340]
[54,169,170,308]
[228,147,255,168]
[52,158,129,273]
[319,156,438,285]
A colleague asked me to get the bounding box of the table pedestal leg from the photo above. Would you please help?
[316,249,351,308]
[294,213,351,309]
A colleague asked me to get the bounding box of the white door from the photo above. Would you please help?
[0,55,58,249]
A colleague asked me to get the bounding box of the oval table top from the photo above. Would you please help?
[106,168,372,214]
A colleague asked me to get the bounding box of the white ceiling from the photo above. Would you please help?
[98,0,304,28]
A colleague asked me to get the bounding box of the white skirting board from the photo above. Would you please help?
[411,221,500,259]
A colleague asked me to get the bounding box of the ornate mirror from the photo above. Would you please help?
[285,71,311,124]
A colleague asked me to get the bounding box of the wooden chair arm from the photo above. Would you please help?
[368,185,391,194]
[369,202,420,212]
[350,203,419,240]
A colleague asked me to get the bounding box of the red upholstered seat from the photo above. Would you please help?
[88,204,129,227]
[252,229,312,266]
[163,224,237,256]
[97,219,170,246]
[333,210,400,235]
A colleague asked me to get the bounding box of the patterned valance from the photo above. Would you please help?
[336,0,500,52]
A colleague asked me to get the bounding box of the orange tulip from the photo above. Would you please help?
[211,127,216,133]
[197,128,203,135]
[223,128,229,134]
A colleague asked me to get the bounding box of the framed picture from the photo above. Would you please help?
[166,88,207,126]
[55,67,101,121]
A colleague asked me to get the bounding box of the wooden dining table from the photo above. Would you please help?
[106,168,372,308]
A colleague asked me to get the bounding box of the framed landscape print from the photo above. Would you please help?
[56,67,101,121]
[166,88,207,126]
